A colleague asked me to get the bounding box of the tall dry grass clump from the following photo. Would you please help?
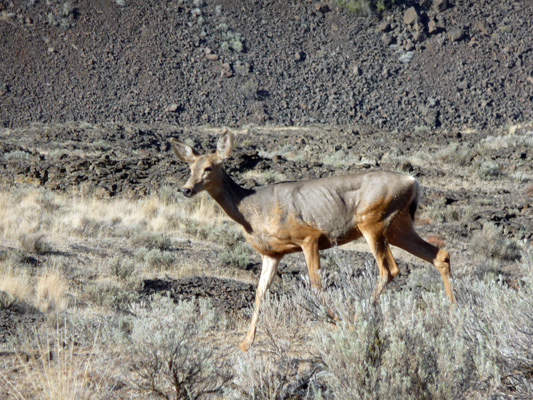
[1,324,117,400]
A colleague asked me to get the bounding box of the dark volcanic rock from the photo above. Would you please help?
[140,276,255,316]
[0,308,44,344]
[0,0,531,132]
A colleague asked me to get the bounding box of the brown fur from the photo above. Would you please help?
[171,131,457,352]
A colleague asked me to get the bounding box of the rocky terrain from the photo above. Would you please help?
[0,1,532,397]
[0,121,531,398]
[1,0,532,131]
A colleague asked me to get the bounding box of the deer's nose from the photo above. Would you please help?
[180,187,193,197]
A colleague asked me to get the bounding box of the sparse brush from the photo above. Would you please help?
[456,247,533,398]
[259,293,311,354]
[4,150,30,160]
[142,248,175,271]
[157,185,181,205]
[436,142,476,167]
[108,256,136,282]
[476,161,501,180]
[307,263,498,399]
[289,248,533,399]
[321,149,361,168]
[72,217,113,238]
[228,294,322,399]
[84,280,137,311]
[228,349,316,400]
[423,197,473,224]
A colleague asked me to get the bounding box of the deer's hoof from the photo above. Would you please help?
[239,340,251,352]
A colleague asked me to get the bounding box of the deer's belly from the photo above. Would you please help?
[243,224,361,256]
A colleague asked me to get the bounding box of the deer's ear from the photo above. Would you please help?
[170,139,199,163]
[216,130,234,161]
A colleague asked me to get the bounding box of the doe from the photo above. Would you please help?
[171,130,456,352]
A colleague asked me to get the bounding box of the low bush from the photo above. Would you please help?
[127,296,230,399]
[219,242,253,269]
[298,248,533,399]
[84,280,137,311]
[472,222,521,263]
[108,256,137,282]
[227,294,320,399]
[129,231,172,251]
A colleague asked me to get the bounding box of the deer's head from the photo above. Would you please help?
[170,130,234,198]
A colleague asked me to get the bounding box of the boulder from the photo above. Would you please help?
[403,7,419,25]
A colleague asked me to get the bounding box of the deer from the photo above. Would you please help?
[170,130,456,352]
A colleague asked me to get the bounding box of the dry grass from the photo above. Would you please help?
[36,271,69,313]
[0,266,33,307]
[0,265,69,313]
[0,187,231,247]
[243,169,288,185]
[1,121,531,398]
[1,325,118,400]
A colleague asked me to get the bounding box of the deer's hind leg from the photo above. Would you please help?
[359,224,400,301]
[387,214,456,305]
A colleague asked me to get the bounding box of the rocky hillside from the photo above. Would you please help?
[1,0,532,131]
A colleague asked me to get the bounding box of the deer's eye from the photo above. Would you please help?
[204,167,213,172]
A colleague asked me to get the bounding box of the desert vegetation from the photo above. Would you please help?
[1,121,531,399]
[1,0,532,396]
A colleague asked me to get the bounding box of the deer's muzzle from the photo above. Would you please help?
[179,187,193,198]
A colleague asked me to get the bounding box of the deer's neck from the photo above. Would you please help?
[208,170,254,233]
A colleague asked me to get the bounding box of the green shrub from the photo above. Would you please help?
[108,256,136,282]
[472,222,521,262]
[477,161,501,180]
[219,242,252,269]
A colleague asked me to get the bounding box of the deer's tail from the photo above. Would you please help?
[408,177,421,222]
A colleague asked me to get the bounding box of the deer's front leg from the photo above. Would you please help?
[240,254,282,352]
[302,238,321,289]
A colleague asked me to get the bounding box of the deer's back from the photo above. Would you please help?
[240,171,417,255]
